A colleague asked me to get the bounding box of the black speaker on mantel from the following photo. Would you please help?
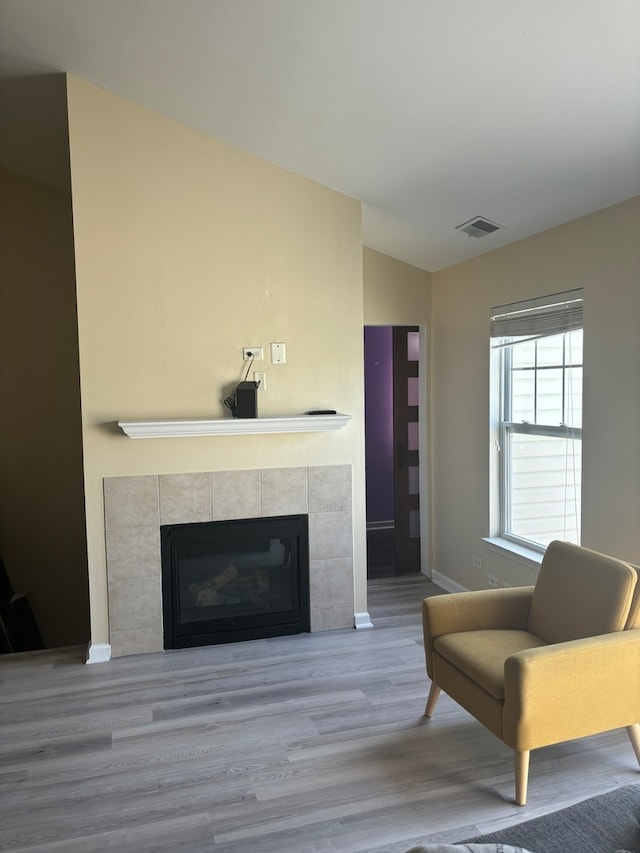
[235,381,258,418]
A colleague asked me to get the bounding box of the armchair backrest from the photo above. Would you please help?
[528,540,637,644]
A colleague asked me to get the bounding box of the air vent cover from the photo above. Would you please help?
[455,216,503,238]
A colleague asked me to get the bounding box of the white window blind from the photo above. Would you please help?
[490,289,583,345]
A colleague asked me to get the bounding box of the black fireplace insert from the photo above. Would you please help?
[161,514,310,649]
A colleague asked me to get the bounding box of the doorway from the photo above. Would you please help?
[364,326,422,577]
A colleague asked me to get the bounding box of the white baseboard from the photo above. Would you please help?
[86,643,111,664]
[354,611,374,629]
[431,571,468,594]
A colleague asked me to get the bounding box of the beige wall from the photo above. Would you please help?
[65,76,367,647]
[363,247,431,325]
[431,196,640,589]
[0,168,89,647]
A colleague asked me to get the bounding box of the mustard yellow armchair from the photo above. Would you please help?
[422,540,640,805]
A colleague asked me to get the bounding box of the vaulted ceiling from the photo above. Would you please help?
[1,0,638,270]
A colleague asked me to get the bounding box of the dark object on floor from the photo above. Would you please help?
[0,557,45,653]
[463,783,640,853]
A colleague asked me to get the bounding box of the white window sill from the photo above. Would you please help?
[482,537,543,570]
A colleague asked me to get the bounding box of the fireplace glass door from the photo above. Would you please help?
[161,514,309,648]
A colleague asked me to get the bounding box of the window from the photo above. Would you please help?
[490,290,583,552]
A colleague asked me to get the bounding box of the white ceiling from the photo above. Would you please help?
[0,0,639,271]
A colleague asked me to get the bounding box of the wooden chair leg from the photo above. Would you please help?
[627,724,640,766]
[424,683,441,717]
[515,750,530,806]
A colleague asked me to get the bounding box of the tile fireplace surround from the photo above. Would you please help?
[103,465,357,658]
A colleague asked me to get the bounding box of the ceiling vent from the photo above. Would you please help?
[455,216,503,238]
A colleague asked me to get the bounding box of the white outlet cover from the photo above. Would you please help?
[243,347,263,360]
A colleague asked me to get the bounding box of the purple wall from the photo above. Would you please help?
[364,326,394,523]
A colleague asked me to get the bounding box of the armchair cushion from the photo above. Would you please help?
[423,586,534,677]
[528,540,637,644]
[434,630,547,700]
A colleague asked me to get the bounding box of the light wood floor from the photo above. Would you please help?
[1,574,638,852]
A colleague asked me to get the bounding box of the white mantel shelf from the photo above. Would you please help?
[118,413,351,439]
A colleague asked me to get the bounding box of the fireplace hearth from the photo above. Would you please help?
[161,514,310,648]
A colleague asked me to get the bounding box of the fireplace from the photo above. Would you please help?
[161,514,309,648]
[103,465,357,658]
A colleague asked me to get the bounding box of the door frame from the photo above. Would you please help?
[417,322,430,578]
[363,323,430,578]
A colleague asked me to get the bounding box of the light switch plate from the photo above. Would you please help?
[270,342,286,364]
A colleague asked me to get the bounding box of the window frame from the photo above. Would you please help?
[491,292,583,554]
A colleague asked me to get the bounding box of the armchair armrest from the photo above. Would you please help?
[423,586,534,676]
[503,628,640,751]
